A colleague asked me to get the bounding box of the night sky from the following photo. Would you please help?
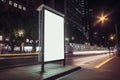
[88,0,120,25]
[88,0,120,38]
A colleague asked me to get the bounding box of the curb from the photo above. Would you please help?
[44,66,81,80]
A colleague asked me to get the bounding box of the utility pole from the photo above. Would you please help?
[115,24,119,56]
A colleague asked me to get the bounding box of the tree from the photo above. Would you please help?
[13,28,25,53]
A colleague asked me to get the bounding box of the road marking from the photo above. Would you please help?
[95,56,115,69]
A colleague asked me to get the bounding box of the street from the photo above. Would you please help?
[58,53,120,80]
[65,52,114,68]
[0,51,120,80]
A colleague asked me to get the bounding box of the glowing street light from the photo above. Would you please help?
[94,12,109,26]
[71,36,75,41]
[94,11,119,56]
[93,11,110,47]
[65,37,69,42]
[109,34,115,41]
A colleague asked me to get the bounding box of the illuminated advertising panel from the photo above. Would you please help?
[44,9,64,62]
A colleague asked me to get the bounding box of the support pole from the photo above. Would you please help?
[39,9,44,73]
[115,24,119,56]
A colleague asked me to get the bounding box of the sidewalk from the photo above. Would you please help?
[0,63,80,80]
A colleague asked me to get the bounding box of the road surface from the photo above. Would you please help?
[58,53,120,80]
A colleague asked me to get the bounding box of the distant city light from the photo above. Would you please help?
[9,0,12,5]
[14,29,25,37]
[65,37,69,42]
[18,5,22,9]
[1,0,26,11]
[30,40,33,43]
[13,2,17,8]
[23,6,26,11]
[16,29,24,37]
[0,35,2,41]
[71,36,75,40]
[5,38,9,41]
[26,39,29,43]
[109,34,115,41]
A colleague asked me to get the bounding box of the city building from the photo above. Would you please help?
[0,0,92,53]
[64,0,93,45]
[64,0,86,44]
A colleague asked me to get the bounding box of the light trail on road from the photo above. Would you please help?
[73,50,109,55]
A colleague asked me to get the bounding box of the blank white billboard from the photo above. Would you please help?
[44,9,64,62]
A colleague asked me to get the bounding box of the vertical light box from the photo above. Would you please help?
[37,4,65,73]
[43,8,64,62]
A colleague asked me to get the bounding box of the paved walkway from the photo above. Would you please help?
[0,63,80,80]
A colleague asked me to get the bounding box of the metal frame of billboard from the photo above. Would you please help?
[37,4,65,73]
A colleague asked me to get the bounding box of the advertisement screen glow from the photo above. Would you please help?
[44,9,64,62]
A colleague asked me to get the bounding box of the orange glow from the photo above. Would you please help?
[110,36,114,40]
[109,34,115,41]
[94,12,109,26]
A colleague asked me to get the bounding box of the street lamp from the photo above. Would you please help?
[95,12,119,56]
[94,12,109,46]
[109,34,115,41]
[94,12,109,26]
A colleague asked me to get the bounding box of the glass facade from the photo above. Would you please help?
[65,0,86,43]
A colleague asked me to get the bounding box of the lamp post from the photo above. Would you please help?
[96,12,119,56]
[115,24,119,56]
[95,12,109,46]
[95,12,111,50]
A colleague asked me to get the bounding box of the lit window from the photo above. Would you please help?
[9,0,12,5]
[1,0,5,2]
[23,6,26,11]
[75,8,81,14]
[13,2,17,8]
[18,5,22,9]
[26,39,29,43]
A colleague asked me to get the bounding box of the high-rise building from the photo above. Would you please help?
[64,0,90,43]
[0,0,41,16]
[83,0,92,42]
[0,0,90,44]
